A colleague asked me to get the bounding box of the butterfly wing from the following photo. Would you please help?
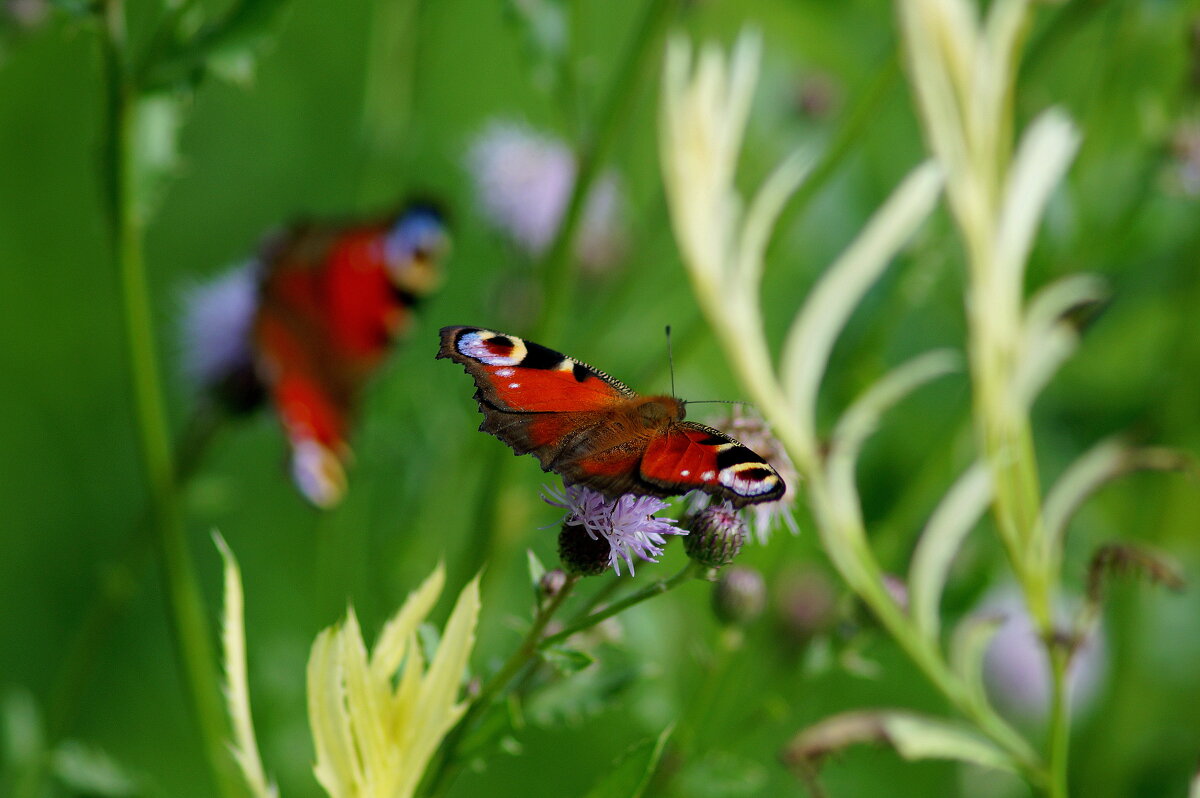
[437,326,642,474]
[641,422,785,507]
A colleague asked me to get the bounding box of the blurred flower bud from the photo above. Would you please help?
[539,568,568,599]
[1168,119,1200,197]
[683,503,746,568]
[776,567,838,644]
[467,120,626,271]
[712,566,766,626]
[978,588,1106,722]
[794,71,841,120]
[882,573,909,613]
[558,522,611,577]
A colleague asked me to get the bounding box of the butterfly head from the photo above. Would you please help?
[384,203,450,300]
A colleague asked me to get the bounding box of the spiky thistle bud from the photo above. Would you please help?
[712,566,766,626]
[683,503,746,568]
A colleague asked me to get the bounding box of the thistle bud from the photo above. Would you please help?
[558,523,610,577]
[712,566,766,626]
[683,503,746,568]
[539,568,568,599]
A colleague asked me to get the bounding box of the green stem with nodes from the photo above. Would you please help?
[421,575,582,798]
[100,4,237,797]
[541,560,703,649]
[535,0,678,341]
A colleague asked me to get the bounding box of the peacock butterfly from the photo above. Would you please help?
[437,326,785,507]
[197,203,449,508]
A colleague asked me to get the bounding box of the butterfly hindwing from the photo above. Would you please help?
[641,422,785,507]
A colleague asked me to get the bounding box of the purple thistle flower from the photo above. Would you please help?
[543,484,685,576]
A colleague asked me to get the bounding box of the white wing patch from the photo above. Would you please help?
[718,462,780,497]
[457,330,528,366]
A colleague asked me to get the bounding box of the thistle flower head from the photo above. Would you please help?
[467,120,625,268]
[544,484,684,576]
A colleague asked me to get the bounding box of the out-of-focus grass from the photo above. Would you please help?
[1,1,1198,796]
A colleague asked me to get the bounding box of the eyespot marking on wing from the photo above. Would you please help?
[457,329,527,365]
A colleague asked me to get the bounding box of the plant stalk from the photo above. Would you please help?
[101,4,238,796]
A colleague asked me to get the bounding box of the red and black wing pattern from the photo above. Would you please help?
[641,422,785,507]
[436,326,635,469]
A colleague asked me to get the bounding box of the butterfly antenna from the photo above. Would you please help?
[665,325,677,398]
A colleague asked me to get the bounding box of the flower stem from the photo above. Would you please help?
[101,4,237,796]
[540,560,702,649]
[535,0,678,341]
[1046,646,1071,798]
[421,574,581,798]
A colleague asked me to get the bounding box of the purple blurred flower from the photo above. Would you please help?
[979,588,1106,722]
[544,484,684,575]
[467,121,625,269]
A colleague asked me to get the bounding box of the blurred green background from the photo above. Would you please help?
[2,0,1200,796]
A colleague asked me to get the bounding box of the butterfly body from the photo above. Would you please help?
[438,326,784,507]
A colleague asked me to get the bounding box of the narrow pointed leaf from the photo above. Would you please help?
[581,725,674,798]
[782,162,943,441]
[908,462,991,641]
[213,532,278,798]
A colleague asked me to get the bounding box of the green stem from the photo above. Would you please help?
[540,560,701,649]
[1046,646,1071,798]
[535,0,678,341]
[420,575,581,798]
[101,5,238,797]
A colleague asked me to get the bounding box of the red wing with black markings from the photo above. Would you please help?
[437,325,785,506]
[640,423,784,505]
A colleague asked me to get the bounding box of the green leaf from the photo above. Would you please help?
[53,740,140,796]
[132,93,185,221]
[949,612,1005,711]
[146,0,292,90]
[579,724,673,798]
[525,661,639,728]
[527,548,547,596]
[882,713,1016,772]
[672,751,768,798]
[908,461,991,642]
[782,710,1018,774]
[2,689,43,766]
[540,645,594,675]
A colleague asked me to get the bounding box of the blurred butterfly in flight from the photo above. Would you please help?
[183,202,449,507]
[437,326,785,507]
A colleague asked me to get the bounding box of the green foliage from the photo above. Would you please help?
[2,0,1199,797]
